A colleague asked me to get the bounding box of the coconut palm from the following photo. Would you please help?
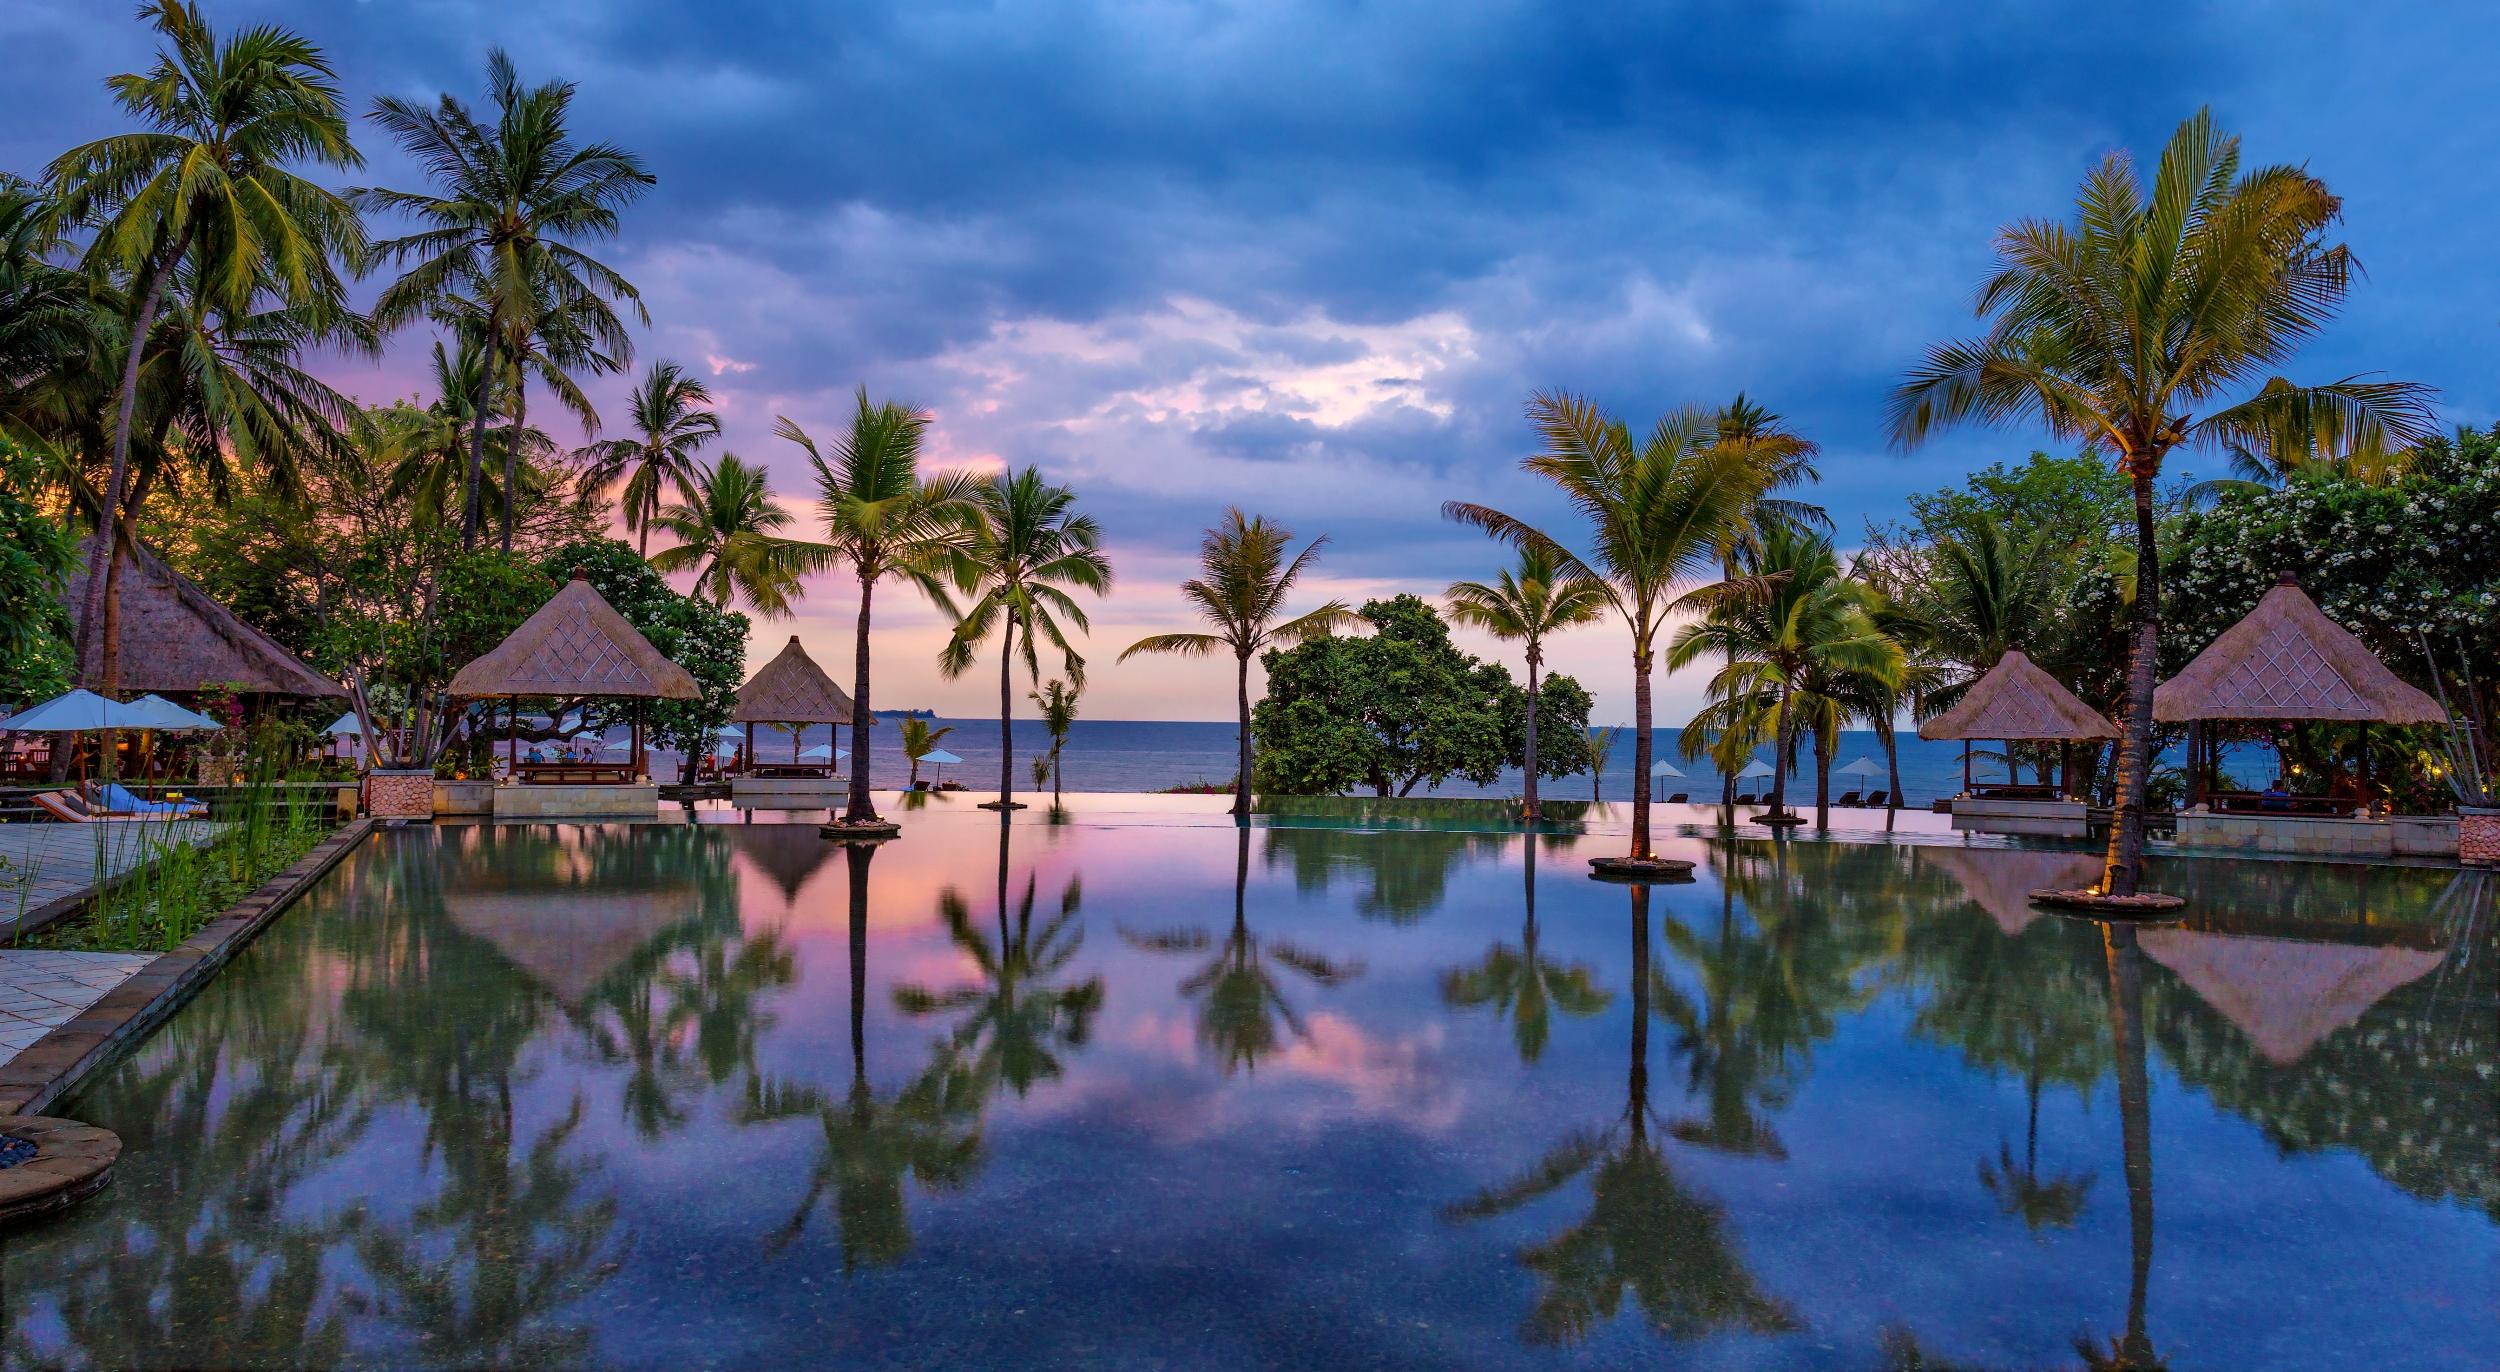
[1029,678,1080,808]
[1669,527,1905,827]
[937,467,1112,811]
[0,179,88,425]
[457,263,625,552]
[1888,108,2436,897]
[1118,509,1357,817]
[45,0,365,694]
[1584,725,1618,802]
[897,718,953,790]
[780,391,980,826]
[1446,544,1606,820]
[384,336,540,532]
[1446,395,1765,863]
[582,361,719,557]
[648,453,811,615]
[1706,395,1827,804]
[357,48,651,551]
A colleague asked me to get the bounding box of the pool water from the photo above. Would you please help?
[3,807,2491,1369]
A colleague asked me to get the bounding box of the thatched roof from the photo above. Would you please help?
[448,576,699,700]
[2153,578,2445,724]
[2138,927,2445,1065]
[64,541,344,698]
[1920,846,2105,936]
[732,636,854,725]
[1917,651,2119,742]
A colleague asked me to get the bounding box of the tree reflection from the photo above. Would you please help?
[1440,837,1611,1063]
[743,841,984,1272]
[896,815,1105,1098]
[1260,823,1507,923]
[1446,884,1794,1348]
[1122,823,1365,1073]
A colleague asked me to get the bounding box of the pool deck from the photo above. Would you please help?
[0,952,155,1066]
[0,820,222,939]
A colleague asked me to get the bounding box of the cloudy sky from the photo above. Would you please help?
[6,1,2495,721]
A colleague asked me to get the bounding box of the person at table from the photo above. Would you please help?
[2261,777,2291,811]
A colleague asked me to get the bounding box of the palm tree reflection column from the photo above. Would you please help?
[2093,920,2162,1372]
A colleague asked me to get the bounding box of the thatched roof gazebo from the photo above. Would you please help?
[64,542,344,698]
[730,635,854,777]
[1919,650,2119,798]
[449,575,698,788]
[2156,576,2444,811]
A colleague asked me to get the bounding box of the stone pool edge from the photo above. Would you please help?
[0,818,379,1118]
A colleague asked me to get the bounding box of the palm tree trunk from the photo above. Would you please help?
[1523,645,1543,821]
[2101,469,2163,897]
[1630,645,1654,858]
[463,368,491,554]
[1769,679,1794,817]
[1233,650,1253,817]
[501,369,525,554]
[996,619,1017,808]
[1627,883,1652,1135]
[84,224,192,704]
[1052,739,1064,807]
[845,568,879,823]
[846,845,871,1081]
[1880,715,1903,813]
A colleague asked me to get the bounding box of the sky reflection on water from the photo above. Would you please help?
[3,810,2492,1370]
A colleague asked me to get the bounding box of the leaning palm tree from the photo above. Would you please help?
[357,48,652,551]
[582,361,720,556]
[1447,394,1764,865]
[937,467,1112,811]
[648,453,812,615]
[1029,678,1080,808]
[1119,509,1357,817]
[1888,108,2435,898]
[1446,544,1606,820]
[46,0,365,695]
[784,390,979,825]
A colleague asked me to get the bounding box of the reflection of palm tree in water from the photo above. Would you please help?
[1122,823,1364,1073]
[1442,837,1612,1063]
[744,842,983,1272]
[1446,885,1794,1347]
[2077,922,2165,1371]
[1977,1058,2095,1233]
[897,815,1105,1097]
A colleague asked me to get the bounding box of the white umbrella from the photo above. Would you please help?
[1649,759,1685,777]
[921,748,963,765]
[123,695,224,731]
[1735,759,1776,780]
[798,744,850,762]
[322,710,363,737]
[1834,756,1885,778]
[1,688,143,731]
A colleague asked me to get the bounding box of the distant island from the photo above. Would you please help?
[871,707,938,719]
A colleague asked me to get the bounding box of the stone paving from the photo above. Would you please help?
[0,950,155,1065]
[0,820,220,936]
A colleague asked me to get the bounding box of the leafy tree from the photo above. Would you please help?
[1119,508,1357,815]
[648,452,812,615]
[0,436,79,703]
[583,361,720,558]
[1889,109,2436,896]
[539,537,747,784]
[1029,677,1079,808]
[1446,544,1605,818]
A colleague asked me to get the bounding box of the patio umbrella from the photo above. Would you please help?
[1735,759,1775,780]
[1834,756,1885,778]
[123,695,224,731]
[798,744,850,762]
[922,747,964,784]
[2,688,142,731]
[322,710,364,737]
[1649,759,1685,777]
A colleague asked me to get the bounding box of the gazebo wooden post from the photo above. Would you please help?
[1961,740,1972,796]
[631,701,644,779]
[2059,740,2072,798]
[2357,724,2374,812]
[506,699,517,775]
[744,722,755,777]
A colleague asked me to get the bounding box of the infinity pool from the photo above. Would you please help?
[4,805,2491,1369]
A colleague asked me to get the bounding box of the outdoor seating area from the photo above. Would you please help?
[726,637,854,807]
[1920,650,2121,839]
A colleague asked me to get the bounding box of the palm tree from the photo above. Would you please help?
[1441,840,1612,1063]
[46,0,365,695]
[780,391,979,826]
[937,467,1112,811]
[385,336,539,532]
[1029,678,1080,808]
[357,48,652,551]
[1707,395,1826,805]
[2186,376,2418,505]
[1584,725,1618,802]
[1669,527,1905,827]
[1888,109,2435,897]
[1446,544,1605,820]
[0,179,88,427]
[648,453,811,614]
[1447,394,1764,864]
[582,361,720,557]
[897,718,953,790]
[1118,509,1357,817]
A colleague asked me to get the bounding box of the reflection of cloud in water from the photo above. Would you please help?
[1275,1013,1465,1131]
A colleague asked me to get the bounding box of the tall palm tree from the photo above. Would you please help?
[0,179,89,427]
[1707,395,1826,805]
[1446,544,1606,820]
[1446,394,1764,864]
[1118,509,1356,817]
[582,361,719,557]
[357,48,651,551]
[648,453,811,615]
[1029,678,1080,808]
[783,394,978,825]
[1669,527,1905,827]
[1889,109,2435,897]
[937,467,1112,811]
[46,0,365,695]
[459,264,624,552]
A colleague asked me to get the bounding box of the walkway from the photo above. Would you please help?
[0,819,221,937]
[0,950,155,1065]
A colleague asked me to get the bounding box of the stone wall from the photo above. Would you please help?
[362,769,434,818]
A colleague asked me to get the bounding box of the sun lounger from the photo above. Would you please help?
[1663,792,1689,803]
[1835,790,1862,807]
[30,789,94,822]
[84,781,207,818]
[1732,792,1760,806]
[1865,790,1889,808]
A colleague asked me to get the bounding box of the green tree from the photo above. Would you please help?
[1584,724,1618,802]
[1447,394,1763,863]
[1252,594,1508,797]
[537,537,749,784]
[0,180,89,430]
[780,391,978,826]
[1446,544,1605,819]
[0,436,79,703]
[46,0,365,697]
[648,452,812,615]
[897,717,953,789]
[582,361,720,558]
[936,467,1111,810]
[358,48,651,551]
[1118,508,1357,816]
[1029,677,1080,808]
[1889,109,2435,897]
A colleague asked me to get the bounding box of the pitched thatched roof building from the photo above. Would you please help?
[1917,650,2119,742]
[2154,577,2445,724]
[64,542,344,698]
[732,636,855,725]
[448,576,699,700]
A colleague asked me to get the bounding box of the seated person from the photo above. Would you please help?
[525,744,547,765]
[2260,777,2291,810]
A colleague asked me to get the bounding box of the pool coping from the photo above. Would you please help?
[0,817,377,1118]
